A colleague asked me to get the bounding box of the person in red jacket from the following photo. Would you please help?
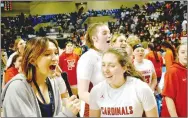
[161,42,187,117]
[5,53,22,84]
[59,40,79,95]
[145,43,163,83]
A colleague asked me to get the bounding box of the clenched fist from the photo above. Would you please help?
[66,95,81,116]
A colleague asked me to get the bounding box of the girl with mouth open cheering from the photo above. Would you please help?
[1,37,80,117]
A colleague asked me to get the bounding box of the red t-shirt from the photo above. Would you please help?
[145,51,163,78]
[59,52,79,86]
[5,66,19,84]
[161,62,187,117]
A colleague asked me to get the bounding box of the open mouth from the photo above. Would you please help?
[106,40,110,43]
[105,75,113,78]
[49,65,56,71]
[121,45,126,48]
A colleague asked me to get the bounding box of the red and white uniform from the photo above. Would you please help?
[90,76,157,117]
[134,59,156,85]
[77,49,105,86]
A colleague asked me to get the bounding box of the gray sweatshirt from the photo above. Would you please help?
[1,73,75,117]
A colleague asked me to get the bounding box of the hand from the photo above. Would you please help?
[55,70,61,77]
[66,95,81,116]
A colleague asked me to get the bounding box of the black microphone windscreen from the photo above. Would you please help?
[61,72,68,81]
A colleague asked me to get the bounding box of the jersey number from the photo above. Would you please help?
[144,75,150,84]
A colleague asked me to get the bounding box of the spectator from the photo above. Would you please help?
[4,54,22,84]
[59,40,80,95]
[1,37,80,117]
[161,42,187,117]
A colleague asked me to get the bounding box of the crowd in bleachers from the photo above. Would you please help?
[1,12,84,52]
[1,1,187,55]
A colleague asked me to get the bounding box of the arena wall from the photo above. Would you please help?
[2,1,148,16]
[29,1,77,15]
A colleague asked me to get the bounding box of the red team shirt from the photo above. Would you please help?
[59,52,79,86]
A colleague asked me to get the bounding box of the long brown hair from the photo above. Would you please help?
[104,48,144,81]
[148,43,160,62]
[161,41,176,60]
[21,37,59,83]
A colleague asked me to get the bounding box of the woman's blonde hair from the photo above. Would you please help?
[110,33,126,44]
[104,48,144,81]
[21,37,59,83]
[126,35,141,48]
[13,38,23,52]
[85,22,106,50]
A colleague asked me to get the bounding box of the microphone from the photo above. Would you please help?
[57,65,80,117]
[57,65,73,96]
[61,72,73,96]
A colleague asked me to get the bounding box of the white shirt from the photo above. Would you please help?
[90,76,157,117]
[182,20,187,31]
[77,49,105,86]
[56,76,67,94]
[121,12,126,19]
[134,59,156,85]
[6,51,18,69]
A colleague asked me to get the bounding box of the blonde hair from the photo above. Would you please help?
[126,44,133,58]
[21,37,59,83]
[110,33,126,44]
[126,35,141,48]
[141,41,148,49]
[13,38,23,52]
[104,48,144,81]
[85,23,106,49]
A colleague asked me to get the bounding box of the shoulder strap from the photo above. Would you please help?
[33,80,46,104]
[46,78,55,114]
